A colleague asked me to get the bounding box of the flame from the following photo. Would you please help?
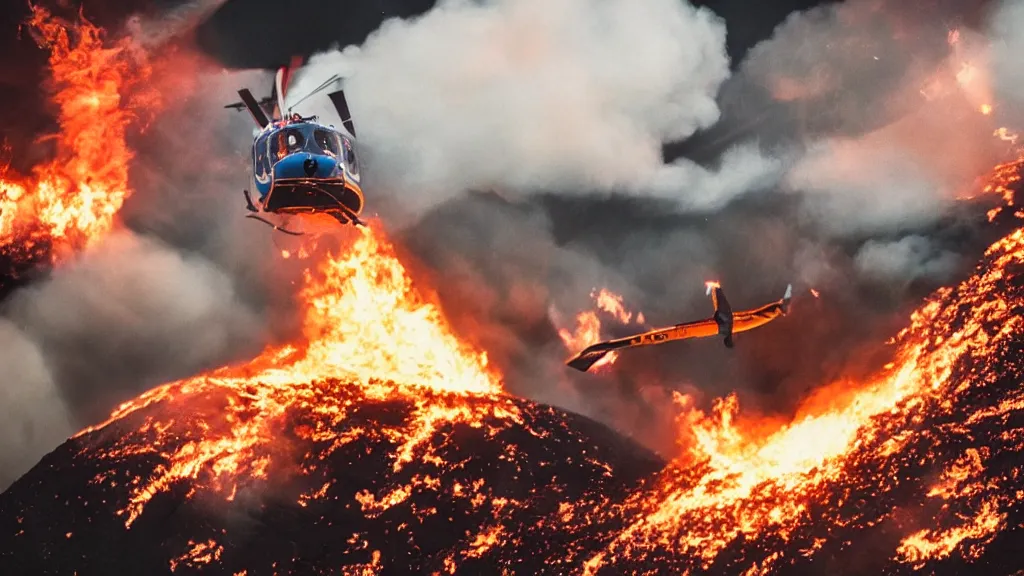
[994,127,1019,145]
[0,7,159,263]
[810,288,820,298]
[554,288,645,371]
[980,103,993,115]
[592,288,633,323]
[77,223,524,530]
[579,158,1024,574]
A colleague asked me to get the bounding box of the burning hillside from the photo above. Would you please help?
[1,176,1021,575]
[0,220,665,575]
[3,2,1024,575]
[0,6,160,295]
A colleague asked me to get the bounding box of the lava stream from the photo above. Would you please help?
[581,160,1024,574]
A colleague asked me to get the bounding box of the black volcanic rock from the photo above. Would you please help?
[0,378,663,575]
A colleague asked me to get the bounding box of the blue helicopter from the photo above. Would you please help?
[226,57,364,235]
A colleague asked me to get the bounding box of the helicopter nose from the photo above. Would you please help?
[274,154,338,180]
[303,157,318,177]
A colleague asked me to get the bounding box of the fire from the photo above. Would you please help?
[580,162,1024,574]
[0,7,158,262]
[77,223,524,530]
[554,287,645,371]
[994,127,1019,145]
[810,288,820,298]
[592,288,635,324]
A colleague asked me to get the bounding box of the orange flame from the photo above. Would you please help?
[0,7,159,260]
[77,223,522,529]
[581,157,1024,575]
[555,288,646,371]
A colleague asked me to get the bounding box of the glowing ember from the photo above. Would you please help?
[0,7,159,262]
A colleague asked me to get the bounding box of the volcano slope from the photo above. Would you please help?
[0,376,663,575]
[564,219,1024,575]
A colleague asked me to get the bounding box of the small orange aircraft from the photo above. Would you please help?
[566,282,792,373]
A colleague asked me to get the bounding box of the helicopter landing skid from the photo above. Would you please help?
[245,213,305,236]
[327,207,365,227]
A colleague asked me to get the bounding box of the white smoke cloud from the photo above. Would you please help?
[286,0,785,219]
[2,230,266,427]
[989,0,1024,117]
[721,0,1016,239]
[0,320,73,490]
[854,236,960,282]
[645,143,785,211]
[784,136,957,236]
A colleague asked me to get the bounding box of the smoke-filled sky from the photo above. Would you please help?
[1,0,1021,488]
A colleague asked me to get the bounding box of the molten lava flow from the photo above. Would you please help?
[0,7,158,262]
[581,171,1024,573]
[77,223,528,532]
[554,288,645,371]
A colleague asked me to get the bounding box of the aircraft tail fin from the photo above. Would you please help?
[781,283,793,314]
[706,282,734,345]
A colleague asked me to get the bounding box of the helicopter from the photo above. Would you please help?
[226,56,364,236]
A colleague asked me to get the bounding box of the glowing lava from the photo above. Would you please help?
[579,164,1024,574]
[0,7,158,264]
[76,224,519,529]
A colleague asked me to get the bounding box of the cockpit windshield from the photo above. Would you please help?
[273,128,306,159]
[271,124,345,161]
[314,129,341,158]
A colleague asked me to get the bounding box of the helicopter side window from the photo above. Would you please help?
[254,134,269,176]
[314,129,341,158]
[343,138,358,175]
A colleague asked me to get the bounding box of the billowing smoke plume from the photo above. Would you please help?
[2,0,1020,483]
[0,319,71,489]
[307,0,1016,454]
[288,0,782,222]
[2,231,266,426]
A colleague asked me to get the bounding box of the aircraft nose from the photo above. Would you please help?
[274,154,338,179]
[303,157,318,177]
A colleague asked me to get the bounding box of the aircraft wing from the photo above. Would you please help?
[566,340,630,373]
[565,318,719,373]
[731,284,793,333]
